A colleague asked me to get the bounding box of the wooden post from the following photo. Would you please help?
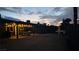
[16,23,19,39]
[58,26,61,40]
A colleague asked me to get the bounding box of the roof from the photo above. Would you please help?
[0,17,34,25]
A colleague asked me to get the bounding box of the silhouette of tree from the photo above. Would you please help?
[0,15,11,39]
[37,22,40,24]
[61,18,71,32]
[26,20,30,24]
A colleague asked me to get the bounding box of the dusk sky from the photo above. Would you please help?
[0,7,73,26]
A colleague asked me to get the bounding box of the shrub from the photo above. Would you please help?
[0,30,11,39]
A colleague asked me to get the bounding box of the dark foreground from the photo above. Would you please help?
[0,33,68,51]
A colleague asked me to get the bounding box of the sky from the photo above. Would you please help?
[0,7,73,26]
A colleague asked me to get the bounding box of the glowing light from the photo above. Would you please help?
[12,23,16,26]
[56,21,62,26]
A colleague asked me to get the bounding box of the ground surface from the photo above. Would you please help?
[0,33,68,51]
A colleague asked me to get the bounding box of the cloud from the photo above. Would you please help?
[0,7,22,13]
[52,7,62,13]
[59,7,73,19]
[0,7,15,12]
[21,8,32,14]
[0,7,74,25]
[28,12,34,15]
[28,11,43,15]
[39,15,54,19]
[0,7,35,16]
[38,7,69,20]
[36,11,42,14]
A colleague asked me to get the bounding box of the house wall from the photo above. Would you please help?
[5,22,32,36]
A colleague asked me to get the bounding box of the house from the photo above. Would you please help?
[0,15,32,37]
[0,14,58,38]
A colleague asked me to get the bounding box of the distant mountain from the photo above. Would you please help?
[1,15,20,21]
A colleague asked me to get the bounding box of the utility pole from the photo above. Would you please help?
[0,14,1,24]
[0,14,1,30]
[0,14,2,24]
[0,14,3,30]
[73,7,77,32]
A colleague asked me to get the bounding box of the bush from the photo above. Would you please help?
[0,30,11,39]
